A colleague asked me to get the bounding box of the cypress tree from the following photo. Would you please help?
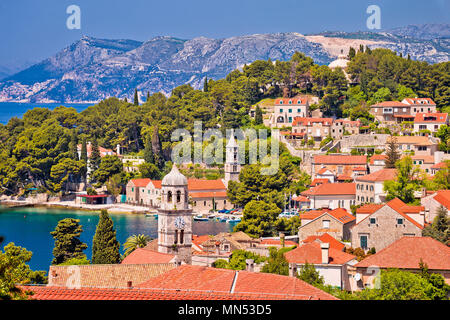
[385,136,401,168]
[89,137,101,174]
[143,133,154,164]
[147,91,150,101]
[255,105,263,125]
[92,210,121,264]
[134,88,139,106]
[203,77,208,92]
[152,126,163,168]
[348,47,356,60]
[50,218,88,265]
[80,138,88,163]
[69,130,79,161]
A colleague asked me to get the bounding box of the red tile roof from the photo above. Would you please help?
[356,198,424,229]
[275,97,308,106]
[414,113,448,124]
[302,233,345,251]
[337,174,353,181]
[310,178,330,187]
[130,178,151,187]
[356,204,384,214]
[192,234,212,248]
[20,286,317,300]
[403,98,436,106]
[314,155,367,165]
[433,190,450,209]
[259,239,297,246]
[356,168,397,182]
[188,179,226,191]
[302,183,356,196]
[292,117,333,126]
[371,101,409,107]
[285,242,355,265]
[369,154,387,165]
[190,191,228,198]
[299,208,355,224]
[121,248,175,265]
[293,195,310,202]
[352,167,367,171]
[317,168,332,175]
[355,237,450,270]
[137,265,337,300]
[431,162,448,169]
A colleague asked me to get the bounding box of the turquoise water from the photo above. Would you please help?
[0,206,232,271]
[0,102,94,124]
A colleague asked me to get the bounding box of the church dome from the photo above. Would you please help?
[328,54,349,69]
[162,164,188,186]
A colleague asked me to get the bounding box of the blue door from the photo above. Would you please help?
[360,235,368,249]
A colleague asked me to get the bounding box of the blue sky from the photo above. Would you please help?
[0,0,449,67]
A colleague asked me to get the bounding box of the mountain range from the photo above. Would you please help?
[0,24,449,103]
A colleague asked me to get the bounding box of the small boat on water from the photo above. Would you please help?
[145,213,158,219]
[219,216,229,222]
[208,214,216,219]
[194,214,209,221]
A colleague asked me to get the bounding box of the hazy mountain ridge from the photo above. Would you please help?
[1,25,448,103]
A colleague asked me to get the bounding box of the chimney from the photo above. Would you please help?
[245,259,254,272]
[279,232,285,247]
[321,242,330,264]
[127,281,133,289]
[215,241,221,255]
[116,144,121,156]
[288,263,297,277]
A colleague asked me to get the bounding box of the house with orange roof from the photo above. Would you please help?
[126,178,162,206]
[350,237,450,290]
[292,195,311,210]
[291,117,334,146]
[272,96,310,126]
[402,97,438,115]
[430,160,449,175]
[298,208,356,242]
[285,242,357,290]
[315,168,335,183]
[301,182,356,211]
[355,168,397,205]
[351,198,425,252]
[387,135,439,156]
[421,189,450,223]
[414,112,449,134]
[331,119,361,139]
[368,154,387,173]
[312,155,367,180]
[370,101,412,123]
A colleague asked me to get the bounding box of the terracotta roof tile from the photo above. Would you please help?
[433,190,450,209]
[356,168,397,182]
[414,113,448,124]
[302,183,356,196]
[302,233,345,251]
[371,101,409,107]
[285,242,355,265]
[130,178,151,188]
[292,117,333,126]
[314,155,367,165]
[403,98,436,105]
[187,179,226,191]
[121,248,175,265]
[369,154,387,165]
[355,237,450,270]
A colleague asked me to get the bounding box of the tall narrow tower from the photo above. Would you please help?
[157,164,193,264]
[224,131,241,187]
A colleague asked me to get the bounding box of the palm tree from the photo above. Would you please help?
[123,234,151,257]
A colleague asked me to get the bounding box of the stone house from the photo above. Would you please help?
[368,154,387,173]
[420,190,450,223]
[402,97,438,115]
[298,208,356,242]
[291,117,333,145]
[355,168,397,205]
[351,198,424,252]
[331,119,361,139]
[387,135,439,156]
[312,155,367,180]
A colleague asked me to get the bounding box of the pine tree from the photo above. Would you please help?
[147,91,150,101]
[143,133,154,164]
[50,218,88,265]
[134,88,139,106]
[385,136,401,168]
[203,77,208,92]
[92,210,121,264]
[255,105,263,125]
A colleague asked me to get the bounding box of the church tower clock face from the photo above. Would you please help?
[174,216,186,229]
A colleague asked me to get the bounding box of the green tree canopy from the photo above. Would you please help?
[50,218,88,265]
[92,210,121,264]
